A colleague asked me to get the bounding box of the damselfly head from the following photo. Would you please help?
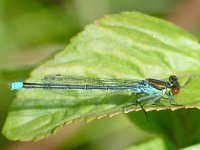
[169,75,180,95]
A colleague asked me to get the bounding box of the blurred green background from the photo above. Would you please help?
[1,0,200,150]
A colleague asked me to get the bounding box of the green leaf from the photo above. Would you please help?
[125,137,172,150]
[181,143,200,150]
[2,12,200,141]
[127,109,200,148]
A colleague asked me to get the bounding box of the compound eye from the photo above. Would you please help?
[169,75,178,83]
[171,88,180,95]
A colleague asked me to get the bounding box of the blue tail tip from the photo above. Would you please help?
[9,82,24,90]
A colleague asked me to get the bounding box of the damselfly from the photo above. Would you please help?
[9,74,180,106]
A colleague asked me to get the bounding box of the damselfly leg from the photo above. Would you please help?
[166,91,182,106]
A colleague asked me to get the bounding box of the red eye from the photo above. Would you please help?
[171,88,180,95]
